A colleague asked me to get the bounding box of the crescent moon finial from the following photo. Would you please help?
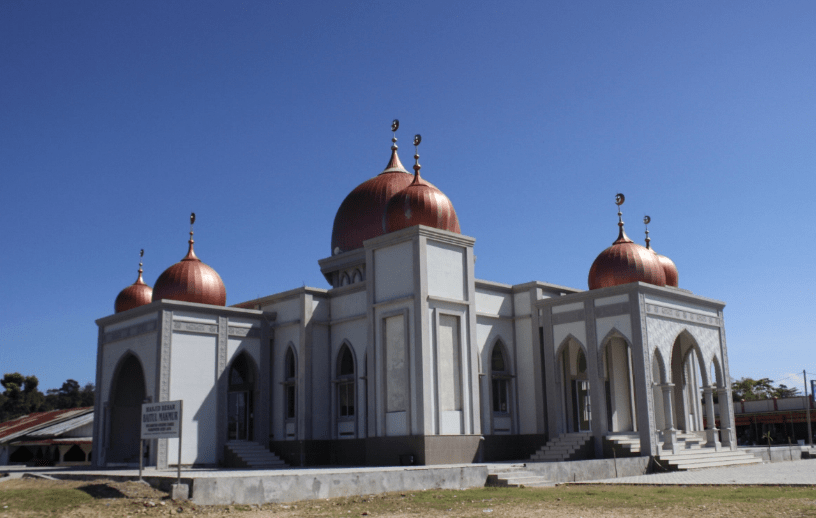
[643,215,651,249]
[392,119,399,132]
[412,134,422,177]
[615,193,625,206]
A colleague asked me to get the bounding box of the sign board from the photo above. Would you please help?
[141,400,182,439]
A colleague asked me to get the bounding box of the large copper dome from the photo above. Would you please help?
[330,146,415,253]
[384,164,460,235]
[115,267,153,313]
[152,238,226,306]
[588,225,666,290]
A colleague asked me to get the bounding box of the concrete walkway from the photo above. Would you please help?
[576,458,816,486]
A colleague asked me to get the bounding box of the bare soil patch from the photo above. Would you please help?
[2,478,816,517]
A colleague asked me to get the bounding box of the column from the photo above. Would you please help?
[703,386,721,451]
[661,383,678,454]
[718,386,736,450]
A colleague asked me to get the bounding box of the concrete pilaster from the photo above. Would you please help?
[703,386,721,450]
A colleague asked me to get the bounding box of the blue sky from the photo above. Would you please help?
[1,1,814,394]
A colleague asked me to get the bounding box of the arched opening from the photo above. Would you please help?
[558,338,591,433]
[490,341,512,434]
[602,335,636,433]
[652,349,667,431]
[227,352,256,441]
[283,347,297,439]
[336,345,355,438]
[108,354,146,464]
[670,332,706,433]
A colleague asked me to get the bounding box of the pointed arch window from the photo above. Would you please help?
[284,348,297,420]
[336,345,355,419]
[491,342,511,414]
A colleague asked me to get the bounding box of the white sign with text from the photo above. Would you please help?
[141,400,182,439]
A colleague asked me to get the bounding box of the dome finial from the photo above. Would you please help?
[615,193,626,240]
[413,134,422,178]
[382,120,408,174]
[185,212,199,261]
[643,215,651,250]
[137,248,145,283]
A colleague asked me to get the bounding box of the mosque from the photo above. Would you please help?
[92,122,737,469]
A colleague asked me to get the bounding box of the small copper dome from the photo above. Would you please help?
[643,217,679,288]
[384,157,460,235]
[330,138,416,253]
[152,237,226,306]
[654,251,679,287]
[115,267,153,313]
[588,225,666,290]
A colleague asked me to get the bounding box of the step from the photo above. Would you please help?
[487,470,555,488]
[671,458,762,470]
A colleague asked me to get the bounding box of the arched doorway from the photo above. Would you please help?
[227,353,256,441]
[602,335,636,432]
[490,341,513,434]
[108,354,146,464]
[336,345,355,438]
[559,339,591,433]
[670,332,706,433]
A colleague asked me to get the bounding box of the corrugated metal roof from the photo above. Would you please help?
[28,412,94,437]
[0,407,93,443]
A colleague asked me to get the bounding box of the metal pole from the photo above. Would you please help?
[177,401,183,485]
[139,440,143,482]
[804,370,813,447]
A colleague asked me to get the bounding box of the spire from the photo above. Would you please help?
[412,133,422,182]
[613,193,632,243]
[643,215,651,250]
[383,119,408,173]
[184,212,199,261]
[135,248,146,285]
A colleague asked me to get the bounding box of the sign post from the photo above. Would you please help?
[141,400,184,493]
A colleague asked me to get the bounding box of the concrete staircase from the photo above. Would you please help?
[657,434,761,471]
[605,433,641,455]
[530,432,593,462]
[486,465,555,488]
[224,440,287,469]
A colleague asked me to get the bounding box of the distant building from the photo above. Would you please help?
[93,124,737,468]
[0,407,93,466]
[706,396,816,446]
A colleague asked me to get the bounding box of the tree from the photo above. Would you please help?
[771,384,800,399]
[0,373,46,422]
[732,377,801,402]
[44,380,95,410]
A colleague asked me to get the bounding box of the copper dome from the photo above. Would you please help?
[152,238,226,306]
[115,268,153,313]
[330,146,415,253]
[384,166,460,235]
[588,226,666,290]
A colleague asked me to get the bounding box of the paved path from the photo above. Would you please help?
[579,459,816,486]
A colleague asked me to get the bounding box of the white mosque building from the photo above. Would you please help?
[92,123,737,469]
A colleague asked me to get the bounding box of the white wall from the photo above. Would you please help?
[426,242,465,301]
[167,331,217,465]
[374,241,414,303]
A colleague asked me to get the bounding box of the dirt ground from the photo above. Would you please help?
[2,477,816,517]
